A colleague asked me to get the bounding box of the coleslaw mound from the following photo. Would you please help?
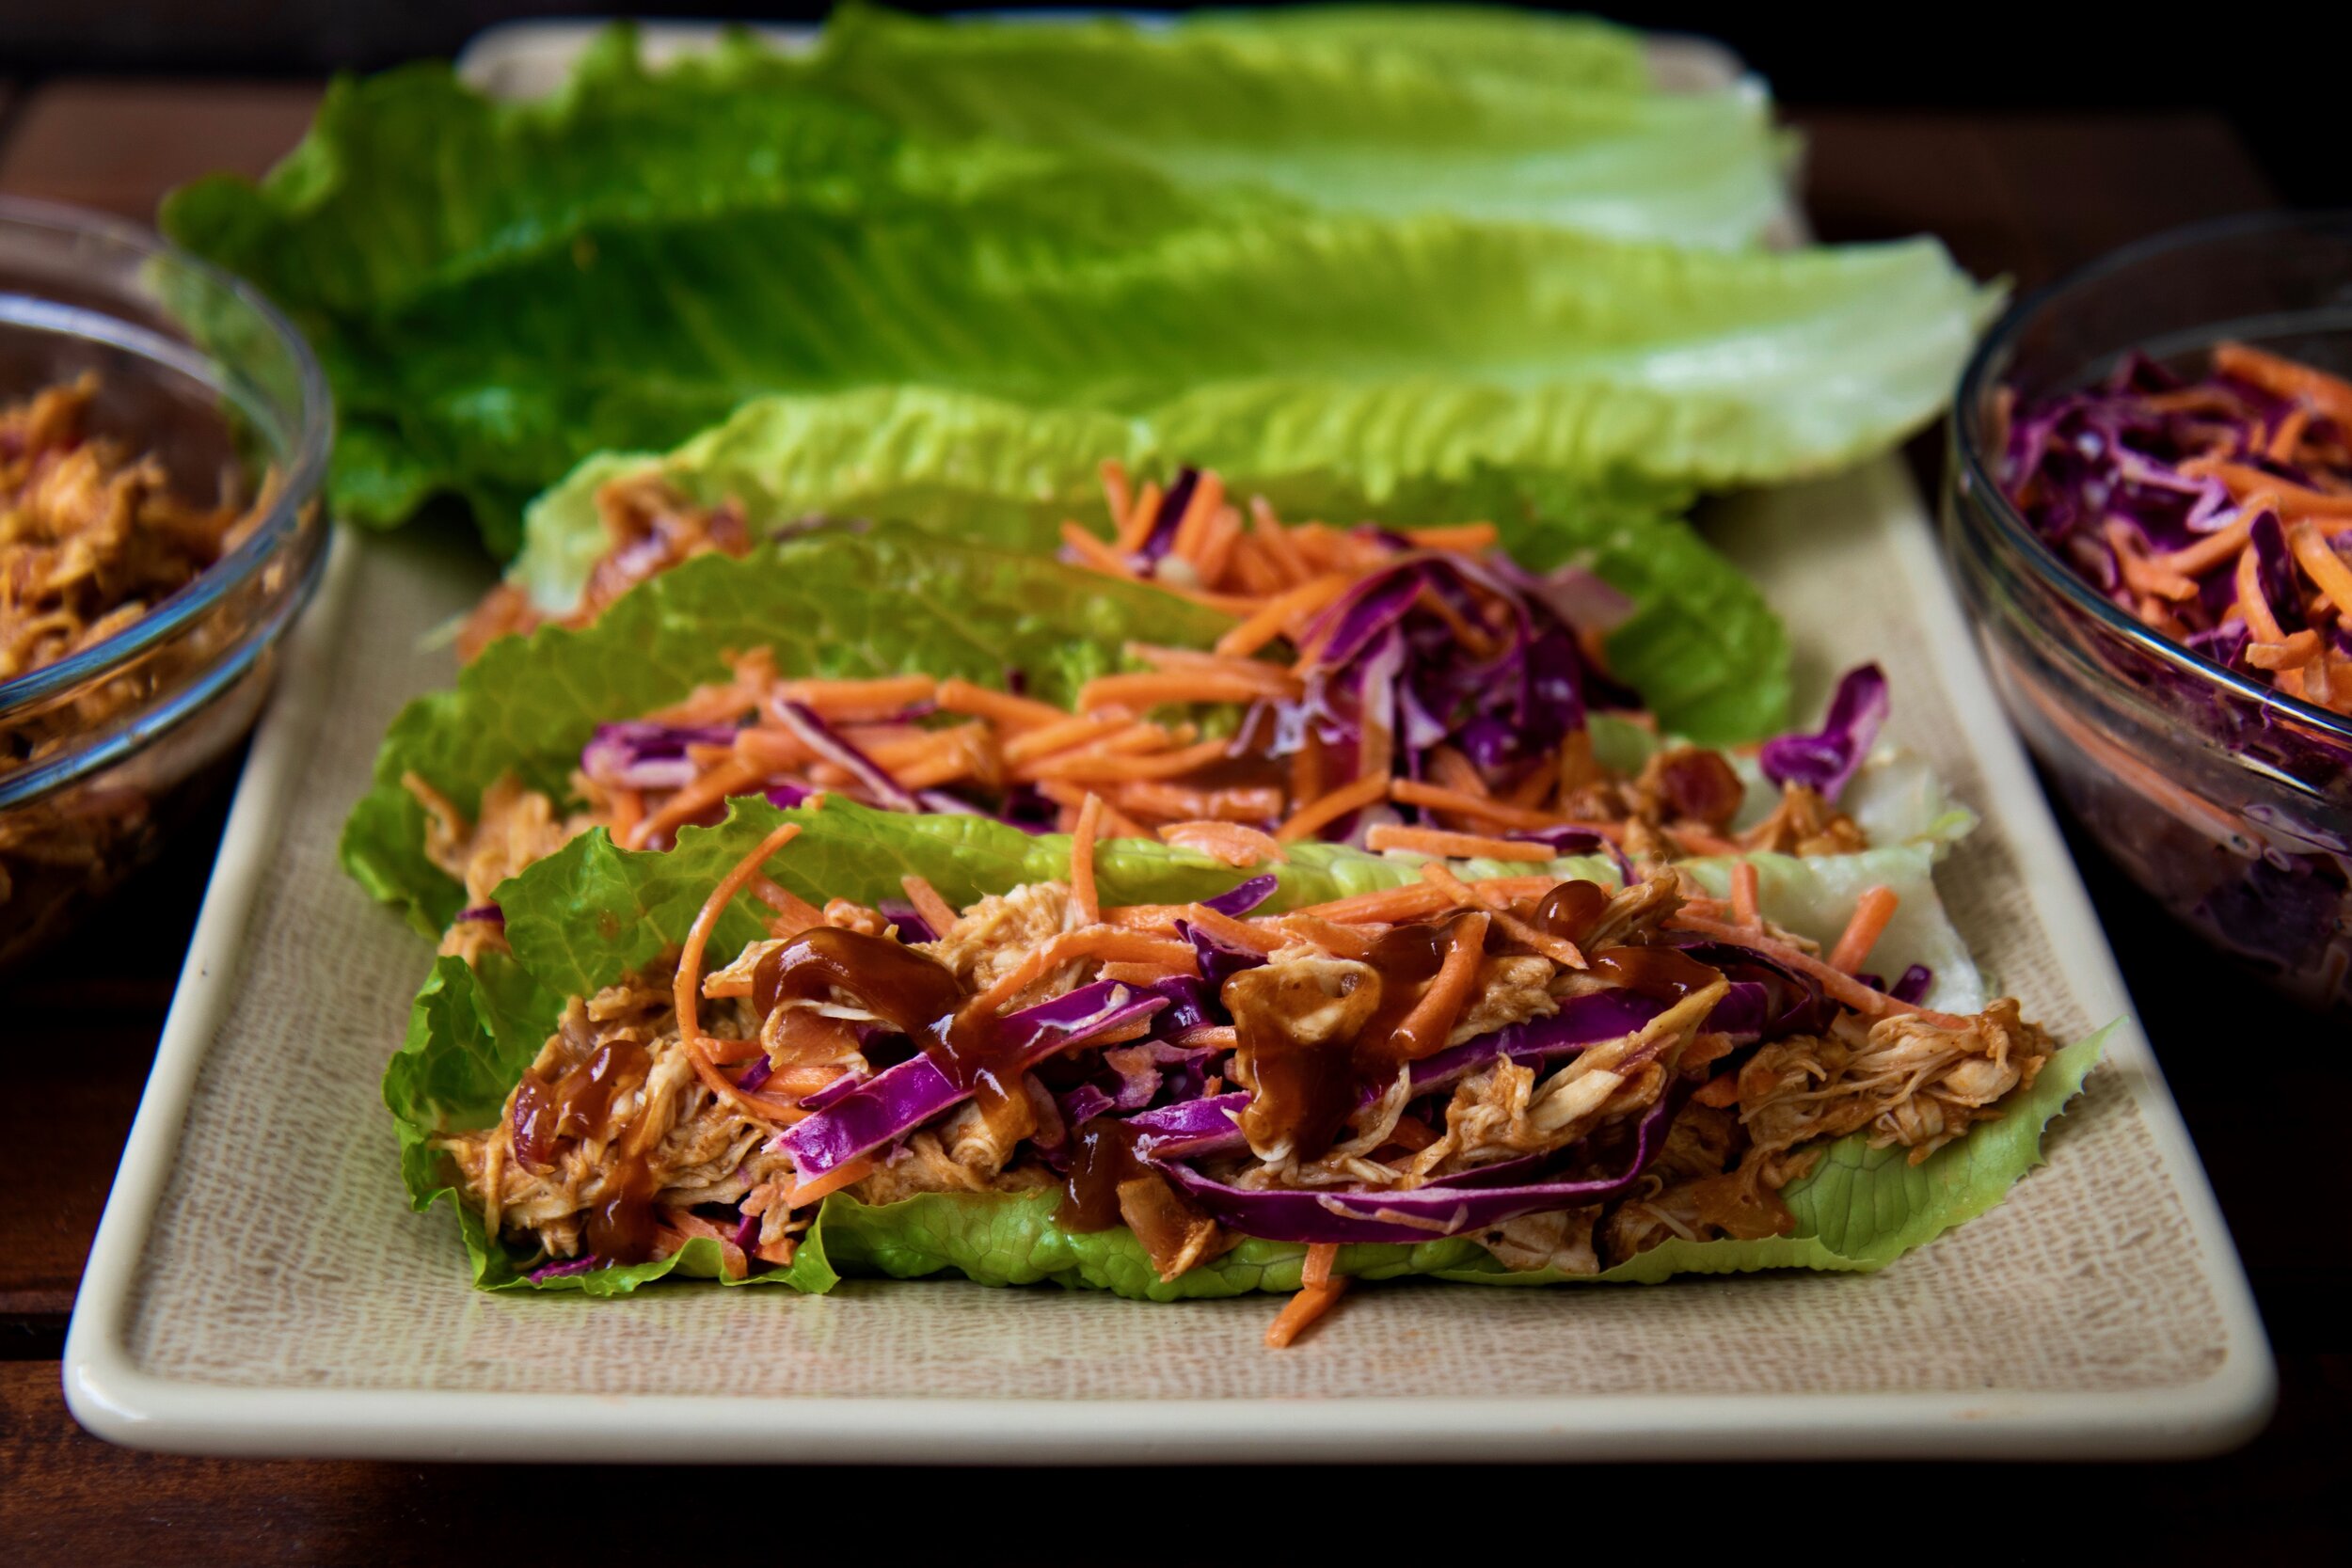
[389,468,1968,965]
[393,796,2105,1345]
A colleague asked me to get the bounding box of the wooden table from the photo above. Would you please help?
[2,81,2344,1562]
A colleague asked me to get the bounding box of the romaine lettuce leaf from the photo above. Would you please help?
[341,525,1232,935]
[389,796,2103,1298]
[803,4,1785,245]
[506,386,1784,746]
[164,23,1989,549]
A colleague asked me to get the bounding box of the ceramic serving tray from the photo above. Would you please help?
[60,22,2273,1463]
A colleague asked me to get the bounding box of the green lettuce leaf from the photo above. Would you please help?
[164,23,1989,548]
[341,525,1232,935]
[803,5,1785,245]
[389,796,2102,1298]
[507,386,1785,745]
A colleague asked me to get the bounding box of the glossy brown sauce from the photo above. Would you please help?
[753,925,1030,1119]
[1057,1117,1148,1231]
[512,1037,661,1261]
[1586,943,1717,1002]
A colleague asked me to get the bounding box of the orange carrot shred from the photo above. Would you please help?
[1071,792,1105,927]
[899,874,960,939]
[1265,1279,1346,1349]
[1827,885,1899,974]
[1274,771,1390,843]
[787,1153,878,1210]
[1157,820,1288,866]
[1366,824,1554,862]
[675,819,803,1052]
[1729,861,1760,928]
[1301,1242,1340,1289]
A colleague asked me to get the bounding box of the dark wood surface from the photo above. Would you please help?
[1,83,2344,1563]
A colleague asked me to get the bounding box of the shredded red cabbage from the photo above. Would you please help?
[1757,664,1888,803]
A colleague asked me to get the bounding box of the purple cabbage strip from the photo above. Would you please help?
[1890,963,1934,1005]
[580,720,739,791]
[776,982,1167,1179]
[768,697,920,813]
[456,903,504,927]
[1197,874,1279,917]
[1155,1084,1686,1245]
[1757,663,1890,803]
[737,1056,774,1093]
[528,1256,600,1282]
[1133,467,1200,566]
[875,898,937,943]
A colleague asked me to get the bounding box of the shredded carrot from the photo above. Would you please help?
[787,1152,879,1210]
[1182,901,1286,956]
[1500,756,1558,811]
[1248,496,1315,586]
[1167,470,1228,565]
[1290,874,1557,926]
[1119,479,1164,553]
[2105,520,2199,601]
[608,785,645,844]
[781,673,937,716]
[1419,861,1582,968]
[1388,778,1583,833]
[657,1208,748,1279]
[1381,912,1488,1060]
[2215,341,2352,428]
[1266,912,1380,959]
[1025,736,1236,784]
[1076,670,1280,711]
[674,819,803,1050]
[1401,522,1499,552]
[1035,780,1152,839]
[1264,1279,1346,1349]
[2151,515,2256,577]
[1729,860,1760,928]
[749,873,825,938]
[1060,518,1144,578]
[1665,827,1743,858]
[628,757,764,849]
[1213,573,1352,658]
[936,676,1070,731]
[899,874,960,938]
[1666,912,1965,1026]
[2287,520,2352,620]
[1102,904,1188,932]
[1426,747,1489,800]
[2181,458,2352,515]
[2268,406,2312,465]
[688,1040,810,1124]
[1197,505,1245,585]
[2247,631,2324,672]
[965,928,1200,1017]
[1366,823,1553,863]
[2235,542,2291,643]
[1001,713,1127,766]
[1157,820,1287,866]
[1070,792,1105,927]
[1827,885,1899,974]
[1099,458,1134,541]
[1301,1241,1340,1290]
[1274,770,1390,843]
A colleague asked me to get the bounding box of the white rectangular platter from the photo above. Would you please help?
[61,19,2273,1463]
[61,457,2274,1462]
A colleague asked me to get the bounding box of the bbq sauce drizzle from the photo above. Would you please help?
[1220,879,1711,1164]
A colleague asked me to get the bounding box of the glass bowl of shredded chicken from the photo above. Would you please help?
[1946,211,2352,1011]
[0,197,329,964]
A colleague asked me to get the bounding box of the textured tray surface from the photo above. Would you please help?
[63,461,2265,1459]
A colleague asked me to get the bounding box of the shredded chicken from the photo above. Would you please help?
[1,377,268,959]
[1736,997,2053,1180]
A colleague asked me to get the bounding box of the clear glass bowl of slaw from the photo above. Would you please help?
[0,197,330,966]
[1945,211,2352,1012]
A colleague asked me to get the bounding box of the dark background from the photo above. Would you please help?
[3,1,2343,209]
[1,7,2345,1560]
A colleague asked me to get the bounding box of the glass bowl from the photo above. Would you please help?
[0,197,330,966]
[1944,211,2352,1012]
